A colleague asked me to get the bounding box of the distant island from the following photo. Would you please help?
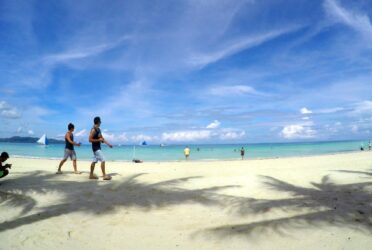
[0,136,64,144]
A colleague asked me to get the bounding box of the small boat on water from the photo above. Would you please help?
[37,134,49,146]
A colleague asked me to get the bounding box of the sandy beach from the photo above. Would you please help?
[1,152,371,250]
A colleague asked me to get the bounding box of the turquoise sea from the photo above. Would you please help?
[0,140,369,162]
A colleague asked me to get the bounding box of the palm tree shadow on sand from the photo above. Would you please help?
[334,169,372,177]
[205,175,372,238]
[0,170,239,232]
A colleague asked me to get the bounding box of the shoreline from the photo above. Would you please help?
[10,148,364,163]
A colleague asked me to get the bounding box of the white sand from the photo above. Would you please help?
[1,152,372,249]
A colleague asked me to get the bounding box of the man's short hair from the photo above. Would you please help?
[94,116,101,125]
[68,123,74,130]
[1,152,9,159]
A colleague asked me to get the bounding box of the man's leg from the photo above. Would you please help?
[101,161,111,180]
[73,160,81,174]
[89,162,98,179]
[57,159,67,173]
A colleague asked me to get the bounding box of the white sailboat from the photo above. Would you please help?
[37,134,49,145]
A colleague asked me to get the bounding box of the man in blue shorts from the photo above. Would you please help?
[0,152,11,179]
[89,117,113,180]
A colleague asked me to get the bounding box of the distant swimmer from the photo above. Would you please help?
[240,147,245,160]
[184,146,190,160]
[57,123,81,174]
[369,141,371,151]
[0,152,11,180]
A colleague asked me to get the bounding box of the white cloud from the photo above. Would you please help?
[0,101,21,119]
[131,134,154,143]
[0,101,9,110]
[352,100,372,115]
[102,132,129,143]
[209,85,265,96]
[75,129,87,137]
[324,0,372,41]
[28,130,34,135]
[280,124,316,139]
[302,116,310,120]
[162,130,212,142]
[1,109,21,119]
[117,133,129,142]
[219,130,246,140]
[206,120,221,129]
[300,107,313,114]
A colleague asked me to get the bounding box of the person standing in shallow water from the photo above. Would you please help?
[57,123,81,174]
[240,147,245,160]
[184,146,190,160]
[89,116,113,180]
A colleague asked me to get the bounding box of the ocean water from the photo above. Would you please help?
[0,140,368,162]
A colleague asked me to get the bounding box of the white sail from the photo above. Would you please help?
[37,134,48,145]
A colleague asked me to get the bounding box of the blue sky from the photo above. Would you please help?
[1,0,372,144]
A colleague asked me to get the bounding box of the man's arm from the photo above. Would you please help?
[101,137,113,148]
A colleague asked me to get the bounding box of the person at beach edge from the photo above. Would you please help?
[57,123,81,174]
[240,147,245,160]
[89,116,113,180]
[0,152,11,179]
[184,146,190,160]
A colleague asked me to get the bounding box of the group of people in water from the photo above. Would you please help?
[184,146,246,160]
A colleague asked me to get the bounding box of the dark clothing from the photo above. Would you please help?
[92,127,102,152]
[240,149,245,156]
[65,133,74,150]
[0,169,9,178]
[0,162,10,179]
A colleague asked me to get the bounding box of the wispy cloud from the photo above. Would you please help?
[324,0,372,41]
[188,26,302,68]
[42,36,130,65]
[208,85,269,97]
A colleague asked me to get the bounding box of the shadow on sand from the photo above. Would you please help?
[205,174,372,238]
[0,170,239,232]
[334,169,372,177]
